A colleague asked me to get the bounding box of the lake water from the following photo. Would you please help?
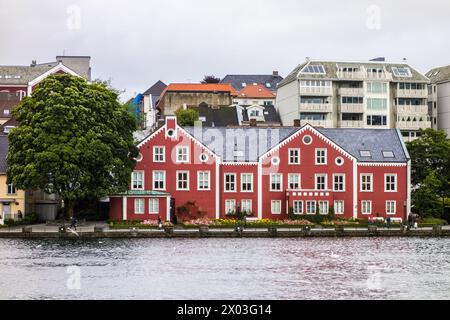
[0,237,449,300]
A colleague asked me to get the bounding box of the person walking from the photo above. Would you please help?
[157,216,163,230]
[407,214,413,229]
[69,216,77,230]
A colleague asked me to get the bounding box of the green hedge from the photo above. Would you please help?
[4,213,39,227]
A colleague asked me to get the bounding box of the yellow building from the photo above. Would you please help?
[0,135,25,225]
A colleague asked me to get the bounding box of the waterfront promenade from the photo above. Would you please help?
[0,222,449,239]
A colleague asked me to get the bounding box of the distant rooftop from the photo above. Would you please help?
[426,65,450,83]
[220,72,283,92]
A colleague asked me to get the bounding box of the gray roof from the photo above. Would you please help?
[191,105,239,127]
[0,135,9,173]
[240,105,281,124]
[426,65,450,84]
[143,80,167,96]
[220,74,283,92]
[0,65,55,85]
[182,126,408,163]
[279,59,429,87]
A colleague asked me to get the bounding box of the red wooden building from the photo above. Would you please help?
[109,116,411,222]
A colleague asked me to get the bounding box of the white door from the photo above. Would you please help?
[2,204,11,221]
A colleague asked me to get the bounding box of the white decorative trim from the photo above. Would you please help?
[137,125,166,148]
[221,162,258,166]
[122,197,127,220]
[257,161,262,219]
[358,162,407,167]
[260,125,355,161]
[352,159,358,219]
[166,196,171,221]
[216,158,220,219]
[407,159,411,219]
[28,63,81,89]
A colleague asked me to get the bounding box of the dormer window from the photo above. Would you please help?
[266,83,271,88]
[249,109,260,117]
[359,150,371,157]
[382,151,394,158]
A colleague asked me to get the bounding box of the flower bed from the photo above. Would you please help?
[182,218,314,229]
[109,220,173,230]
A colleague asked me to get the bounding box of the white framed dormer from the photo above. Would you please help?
[27,63,81,96]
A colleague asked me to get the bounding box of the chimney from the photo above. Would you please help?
[30,60,37,67]
[272,71,279,77]
[250,118,257,127]
[293,119,301,127]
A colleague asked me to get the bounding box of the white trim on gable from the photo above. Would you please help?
[28,63,81,88]
[260,124,356,162]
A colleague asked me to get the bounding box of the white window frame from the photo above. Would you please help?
[288,148,300,165]
[224,173,237,193]
[333,174,345,192]
[315,148,327,165]
[241,200,252,213]
[131,171,144,190]
[241,173,253,192]
[386,201,396,215]
[225,200,236,215]
[360,174,373,192]
[288,173,301,190]
[176,171,190,191]
[271,200,282,215]
[306,200,316,215]
[315,174,327,191]
[153,170,166,191]
[318,200,329,215]
[7,183,16,195]
[134,198,145,215]
[176,146,189,163]
[197,171,211,191]
[270,173,283,192]
[361,200,372,215]
[149,199,159,214]
[153,146,165,163]
[385,174,397,192]
[334,200,344,215]
[293,200,303,214]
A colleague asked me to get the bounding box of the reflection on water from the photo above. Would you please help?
[0,238,449,300]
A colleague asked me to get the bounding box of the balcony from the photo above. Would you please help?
[395,89,428,98]
[339,87,364,96]
[339,103,364,113]
[300,87,332,96]
[300,119,333,128]
[365,72,392,81]
[300,103,333,113]
[395,105,428,115]
[396,121,431,130]
[336,71,365,80]
[338,120,365,128]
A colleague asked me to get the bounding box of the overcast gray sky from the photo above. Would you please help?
[1,0,449,101]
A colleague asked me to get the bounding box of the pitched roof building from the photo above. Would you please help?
[221,71,283,92]
[426,65,450,136]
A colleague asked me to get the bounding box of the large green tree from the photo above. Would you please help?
[7,74,139,217]
[175,108,199,126]
[407,129,450,217]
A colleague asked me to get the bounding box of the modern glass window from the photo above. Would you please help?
[289,148,300,164]
[334,200,344,215]
[385,174,397,192]
[293,201,303,214]
[386,201,396,215]
[225,200,236,215]
[315,174,327,190]
[361,174,373,192]
[153,171,165,190]
[270,174,282,191]
[241,200,252,213]
[367,98,387,111]
[342,96,363,104]
[382,151,395,158]
[367,82,387,93]
[288,174,301,190]
[176,171,189,190]
[361,200,372,215]
[176,146,189,163]
[333,174,345,192]
[300,80,331,88]
[271,200,282,215]
[7,183,16,195]
[198,171,210,190]
[367,115,387,126]
[153,146,165,162]
[131,171,144,190]
[392,67,412,77]
[315,148,327,165]
[224,174,236,192]
[306,201,316,214]
[241,173,253,192]
[359,150,372,157]
[134,199,145,214]
[318,201,329,215]
[149,199,159,214]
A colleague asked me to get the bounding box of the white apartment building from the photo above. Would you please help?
[276,58,431,141]
[426,65,450,136]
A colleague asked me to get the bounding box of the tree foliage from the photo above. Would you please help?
[201,75,221,84]
[175,108,199,126]
[407,129,450,217]
[7,74,139,216]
